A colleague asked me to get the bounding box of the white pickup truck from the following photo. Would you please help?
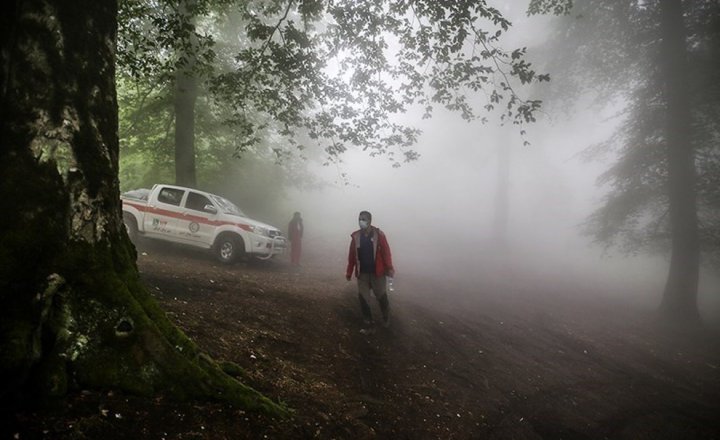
[121,184,286,263]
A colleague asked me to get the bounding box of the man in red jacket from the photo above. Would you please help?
[346,210,395,331]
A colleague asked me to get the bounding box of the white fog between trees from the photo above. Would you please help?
[116,1,719,325]
[273,3,720,326]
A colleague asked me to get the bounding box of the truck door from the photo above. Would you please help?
[177,191,217,246]
[144,186,186,241]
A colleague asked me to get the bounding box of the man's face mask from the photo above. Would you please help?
[359,219,369,230]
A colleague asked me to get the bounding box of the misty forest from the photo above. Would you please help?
[2,0,719,438]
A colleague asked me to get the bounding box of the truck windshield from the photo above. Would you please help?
[210,194,246,217]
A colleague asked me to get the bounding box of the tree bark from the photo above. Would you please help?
[174,71,198,187]
[173,0,198,188]
[658,0,701,323]
[0,0,284,414]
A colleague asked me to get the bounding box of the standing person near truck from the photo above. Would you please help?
[288,211,303,266]
[345,210,395,332]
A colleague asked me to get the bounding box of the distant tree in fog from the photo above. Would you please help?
[536,0,720,323]
[119,0,213,187]
[118,0,319,214]
[119,0,551,184]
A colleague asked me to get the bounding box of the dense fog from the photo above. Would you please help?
[117,2,719,327]
[281,105,720,326]
[242,3,719,329]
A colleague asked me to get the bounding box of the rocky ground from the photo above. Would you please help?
[4,240,720,439]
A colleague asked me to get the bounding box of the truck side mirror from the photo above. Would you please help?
[204,204,218,214]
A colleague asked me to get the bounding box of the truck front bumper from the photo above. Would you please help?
[252,235,287,259]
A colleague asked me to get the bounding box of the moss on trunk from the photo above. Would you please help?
[0,138,287,417]
[14,233,287,416]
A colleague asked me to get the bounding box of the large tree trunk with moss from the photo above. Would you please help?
[0,0,284,415]
[658,0,701,323]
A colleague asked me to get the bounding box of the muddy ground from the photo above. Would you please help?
[4,240,720,439]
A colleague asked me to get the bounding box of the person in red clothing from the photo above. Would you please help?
[346,210,395,331]
[288,212,303,266]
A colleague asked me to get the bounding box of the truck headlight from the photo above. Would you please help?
[253,226,269,237]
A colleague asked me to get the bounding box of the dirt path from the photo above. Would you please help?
[5,242,720,439]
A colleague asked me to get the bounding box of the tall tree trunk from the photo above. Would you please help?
[174,71,198,187]
[492,131,511,251]
[658,0,701,323]
[0,0,283,415]
[173,0,198,188]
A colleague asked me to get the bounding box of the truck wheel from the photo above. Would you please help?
[215,235,244,264]
[123,214,139,243]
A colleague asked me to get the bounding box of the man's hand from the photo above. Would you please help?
[346,275,351,281]
[386,270,395,278]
